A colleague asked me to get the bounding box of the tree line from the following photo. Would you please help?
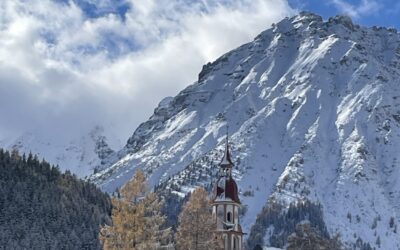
[0,149,111,249]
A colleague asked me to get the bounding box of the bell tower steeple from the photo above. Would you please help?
[212,128,244,250]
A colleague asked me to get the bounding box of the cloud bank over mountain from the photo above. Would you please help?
[0,0,293,142]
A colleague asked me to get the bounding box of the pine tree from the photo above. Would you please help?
[0,149,110,249]
[175,187,222,250]
[253,245,263,250]
[100,170,168,250]
[287,223,342,250]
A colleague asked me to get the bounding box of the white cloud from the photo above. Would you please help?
[0,0,293,145]
[330,0,381,19]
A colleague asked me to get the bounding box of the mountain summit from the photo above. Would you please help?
[91,12,400,248]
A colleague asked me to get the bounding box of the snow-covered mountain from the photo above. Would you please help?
[3,125,117,177]
[90,12,400,249]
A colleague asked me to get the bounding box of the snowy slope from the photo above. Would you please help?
[3,125,117,177]
[90,12,400,248]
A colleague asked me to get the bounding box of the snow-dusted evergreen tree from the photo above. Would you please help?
[287,223,342,250]
[0,149,111,249]
[247,200,331,248]
[175,187,222,250]
[100,170,169,249]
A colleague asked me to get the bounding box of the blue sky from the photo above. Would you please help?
[66,0,400,29]
[0,0,398,144]
[289,0,400,28]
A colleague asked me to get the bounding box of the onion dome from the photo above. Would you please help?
[214,176,241,203]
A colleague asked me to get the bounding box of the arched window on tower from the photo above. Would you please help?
[227,212,232,222]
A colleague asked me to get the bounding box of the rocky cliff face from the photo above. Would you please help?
[91,12,400,248]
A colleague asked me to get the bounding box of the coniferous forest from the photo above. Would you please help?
[0,149,111,249]
[0,147,345,249]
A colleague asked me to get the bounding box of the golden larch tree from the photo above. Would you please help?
[100,170,169,250]
[175,187,223,250]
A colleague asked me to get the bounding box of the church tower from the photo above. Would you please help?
[212,134,244,250]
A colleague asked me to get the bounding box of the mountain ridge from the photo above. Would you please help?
[2,125,117,177]
[91,12,400,248]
